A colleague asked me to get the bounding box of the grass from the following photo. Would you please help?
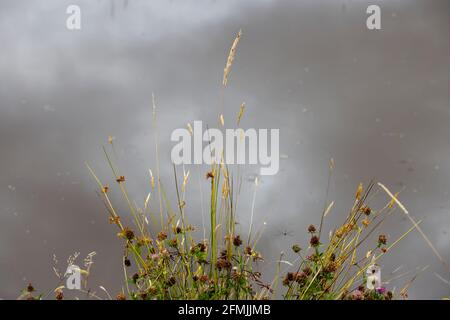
[80,154,421,300]
[19,30,447,301]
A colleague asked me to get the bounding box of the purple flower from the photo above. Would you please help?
[376,286,386,294]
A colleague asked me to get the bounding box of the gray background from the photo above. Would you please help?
[0,0,449,299]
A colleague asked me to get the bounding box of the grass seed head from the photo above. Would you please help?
[223,29,242,86]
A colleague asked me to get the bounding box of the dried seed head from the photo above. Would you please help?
[378,234,387,245]
[349,290,364,300]
[168,238,178,248]
[157,231,167,241]
[295,272,307,283]
[325,262,338,273]
[237,102,245,125]
[385,291,393,300]
[361,206,372,215]
[123,228,135,241]
[139,292,148,300]
[136,236,152,247]
[310,235,320,247]
[308,224,316,233]
[109,216,120,225]
[292,244,302,253]
[220,249,228,259]
[27,283,34,293]
[124,258,131,267]
[116,293,127,300]
[206,171,215,180]
[116,176,126,183]
[233,235,243,247]
[286,272,295,281]
[303,266,312,276]
[55,289,64,300]
[362,218,370,227]
[216,258,232,271]
[197,242,207,252]
[223,29,242,86]
[355,183,363,200]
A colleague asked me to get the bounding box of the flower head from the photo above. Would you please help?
[310,235,320,247]
[233,235,243,247]
[378,234,387,246]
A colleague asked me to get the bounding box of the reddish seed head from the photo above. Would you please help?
[378,234,387,245]
[55,290,64,300]
[287,272,295,281]
[310,235,320,247]
[123,227,135,241]
[233,235,243,247]
[116,293,127,300]
[216,259,232,271]
[361,206,371,215]
[157,231,167,241]
[303,266,312,276]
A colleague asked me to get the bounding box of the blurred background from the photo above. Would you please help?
[0,0,449,299]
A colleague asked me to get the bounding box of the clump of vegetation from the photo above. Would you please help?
[84,149,420,300]
[21,30,446,300]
